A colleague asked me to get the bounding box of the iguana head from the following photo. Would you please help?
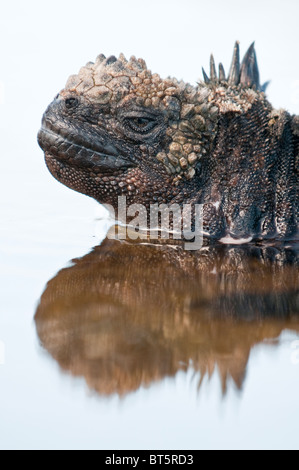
[38,42,298,242]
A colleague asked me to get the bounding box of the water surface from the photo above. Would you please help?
[1,166,299,450]
[35,237,299,398]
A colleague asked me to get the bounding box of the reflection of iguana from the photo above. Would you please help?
[35,240,299,396]
[38,43,298,242]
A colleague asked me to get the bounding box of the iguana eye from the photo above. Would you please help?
[126,117,157,133]
[65,97,79,109]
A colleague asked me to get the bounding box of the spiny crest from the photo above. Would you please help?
[202,42,269,92]
[292,115,299,137]
[93,52,148,73]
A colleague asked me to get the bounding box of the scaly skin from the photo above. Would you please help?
[38,43,299,242]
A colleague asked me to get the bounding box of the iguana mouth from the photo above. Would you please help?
[38,121,134,172]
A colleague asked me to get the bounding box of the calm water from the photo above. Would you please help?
[1,0,299,451]
[35,236,299,399]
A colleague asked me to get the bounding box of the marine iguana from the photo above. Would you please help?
[38,43,299,242]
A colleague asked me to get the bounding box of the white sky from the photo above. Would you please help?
[0,0,299,109]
